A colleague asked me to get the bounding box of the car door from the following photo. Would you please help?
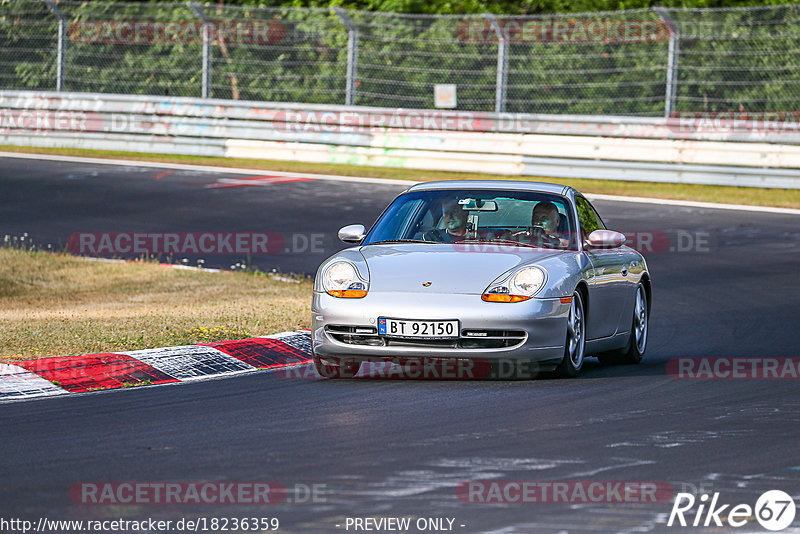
[575,195,627,339]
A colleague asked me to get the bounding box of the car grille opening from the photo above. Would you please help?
[325,325,384,346]
[327,325,526,349]
[460,329,527,349]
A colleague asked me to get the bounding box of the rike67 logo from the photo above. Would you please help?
[668,490,796,531]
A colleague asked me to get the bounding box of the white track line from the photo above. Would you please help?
[586,193,800,215]
[3,151,799,215]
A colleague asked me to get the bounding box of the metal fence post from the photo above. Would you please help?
[334,7,358,106]
[485,14,508,113]
[189,2,212,99]
[655,7,679,118]
[41,0,65,91]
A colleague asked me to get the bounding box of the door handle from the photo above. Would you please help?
[621,265,628,276]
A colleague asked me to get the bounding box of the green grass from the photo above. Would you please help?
[2,145,800,209]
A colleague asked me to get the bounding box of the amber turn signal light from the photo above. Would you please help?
[481,294,531,303]
[327,289,368,298]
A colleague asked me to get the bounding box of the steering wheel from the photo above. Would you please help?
[510,227,560,247]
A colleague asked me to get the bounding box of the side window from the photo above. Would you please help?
[405,200,435,238]
[375,198,423,240]
[575,196,606,239]
[588,201,606,231]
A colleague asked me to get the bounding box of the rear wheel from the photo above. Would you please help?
[313,356,362,379]
[599,284,648,365]
[555,290,586,378]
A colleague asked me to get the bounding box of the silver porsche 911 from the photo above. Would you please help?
[312,180,651,379]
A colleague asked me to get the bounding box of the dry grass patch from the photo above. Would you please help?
[0,248,312,362]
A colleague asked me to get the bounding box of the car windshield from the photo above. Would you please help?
[363,189,578,250]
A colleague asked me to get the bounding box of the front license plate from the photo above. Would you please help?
[378,317,459,339]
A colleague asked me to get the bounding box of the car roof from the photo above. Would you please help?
[406,180,573,196]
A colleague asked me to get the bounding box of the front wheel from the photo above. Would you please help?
[313,356,362,379]
[599,283,648,365]
[555,290,586,378]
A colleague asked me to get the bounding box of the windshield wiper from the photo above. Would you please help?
[367,239,429,245]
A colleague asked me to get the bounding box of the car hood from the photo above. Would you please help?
[360,243,560,294]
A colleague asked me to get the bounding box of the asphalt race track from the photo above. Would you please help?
[0,156,403,274]
[1,154,799,533]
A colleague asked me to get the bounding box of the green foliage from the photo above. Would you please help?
[1,0,799,115]
[249,0,796,15]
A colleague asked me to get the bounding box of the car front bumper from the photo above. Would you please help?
[311,290,570,364]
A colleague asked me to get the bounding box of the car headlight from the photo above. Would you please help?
[482,266,546,303]
[323,261,368,298]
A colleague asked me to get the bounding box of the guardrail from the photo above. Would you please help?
[1,90,799,189]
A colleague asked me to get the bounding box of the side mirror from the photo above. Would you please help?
[586,229,626,249]
[338,224,366,244]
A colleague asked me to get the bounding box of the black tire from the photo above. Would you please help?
[555,290,586,378]
[313,356,362,379]
[598,283,648,365]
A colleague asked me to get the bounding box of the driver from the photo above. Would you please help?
[512,201,569,248]
[423,199,468,242]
